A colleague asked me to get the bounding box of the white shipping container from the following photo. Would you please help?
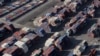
[21,37,30,43]
[1,43,9,48]
[14,41,28,53]
[2,53,12,56]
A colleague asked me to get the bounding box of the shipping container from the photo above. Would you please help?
[87,23,100,37]
[64,11,84,29]
[93,0,100,8]
[64,0,88,13]
[0,22,14,34]
[41,22,52,33]
[73,40,88,56]
[3,46,24,56]
[33,16,47,27]
[0,47,4,55]
[34,27,46,37]
[34,22,51,37]
[13,27,30,38]
[31,48,43,56]
[43,45,60,56]
[0,0,31,17]
[88,49,97,56]
[54,32,71,50]
[0,27,30,55]
[20,33,39,49]
[44,32,60,47]
[86,4,95,17]
[13,33,38,53]
[2,0,46,21]
[65,14,87,36]
[48,16,63,27]
[0,36,18,56]
[14,41,28,53]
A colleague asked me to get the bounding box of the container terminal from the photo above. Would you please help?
[0,0,100,56]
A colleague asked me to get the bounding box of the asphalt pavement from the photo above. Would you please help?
[13,0,62,28]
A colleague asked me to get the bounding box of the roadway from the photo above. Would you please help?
[13,0,62,28]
